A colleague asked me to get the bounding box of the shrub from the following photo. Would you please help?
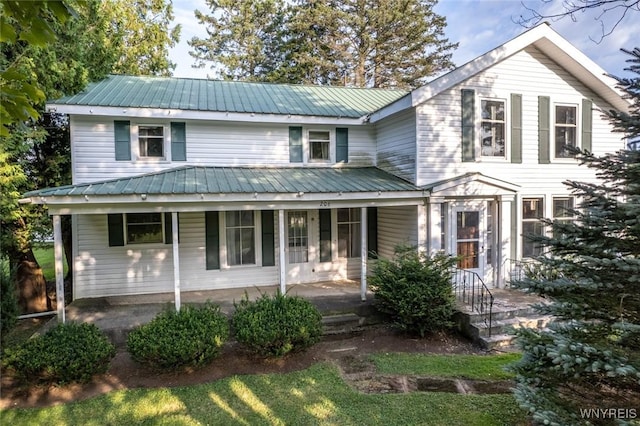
[127,304,229,369]
[369,246,457,337]
[3,322,115,384]
[232,291,323,357]
[0,259,18,347]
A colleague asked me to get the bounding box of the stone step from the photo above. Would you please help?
[462,305,540,323]
[478,333,519,350]
[322,313,367,336]
[471,315,553,338]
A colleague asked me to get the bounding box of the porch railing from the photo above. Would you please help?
[503,258,537,288]
[451,268,494,336]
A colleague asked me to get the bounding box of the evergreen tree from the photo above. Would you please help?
[189,0,457,89]
[511,48,640,425]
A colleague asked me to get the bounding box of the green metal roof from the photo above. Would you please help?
[49,75,408,118]
[25,166,419,198]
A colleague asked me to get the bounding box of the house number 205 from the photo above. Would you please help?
[320,201,331,207]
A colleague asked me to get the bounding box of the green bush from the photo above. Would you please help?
[0,259,18,346]
[369,246,457,337]
[127,304,229,369]
[3,322,115,384]
[232,291,323,357]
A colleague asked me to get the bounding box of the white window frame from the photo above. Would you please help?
[521,197,545,258]
[479,97,507,159]
[553,103,580,160]
[125,213,164,245]
[132,122,171,162]
[307,129,333,163]
[220,210,262,269]
[337,208,361,259]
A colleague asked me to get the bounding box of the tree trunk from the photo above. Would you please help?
[15,249,49,314]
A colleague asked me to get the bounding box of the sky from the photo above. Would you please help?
[169,0,639,81]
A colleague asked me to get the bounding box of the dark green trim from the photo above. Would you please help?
[336,127,348,163]
[289,126,303,163]
[107,214,124,247]
[510,94,522,164]
[319,209,332,262]
[114,121,131,161]
[367,207,378,259]
[205,211,220,270]
[538,96,550,164]
[171,122,187,161]
[164,212,179,244]
[461,89,475,162]
[581,99,593,153]
[261,210,275,267]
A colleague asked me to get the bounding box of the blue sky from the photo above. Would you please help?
[170,0,639,80]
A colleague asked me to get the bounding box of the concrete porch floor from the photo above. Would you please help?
[62,280,374,344]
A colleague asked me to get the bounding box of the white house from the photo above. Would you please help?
[22,24,629,318]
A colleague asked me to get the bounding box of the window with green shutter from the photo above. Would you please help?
[171,122,186,161]
[336,127,348,163]
[289,126,303,163]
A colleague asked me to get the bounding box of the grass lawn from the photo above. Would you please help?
[1,358,528,426]
[32,243,67,281]
[371,352,521,380]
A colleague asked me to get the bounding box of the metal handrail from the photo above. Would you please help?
[451,268,494,336]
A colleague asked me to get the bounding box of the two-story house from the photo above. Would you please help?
[22,24,628,315]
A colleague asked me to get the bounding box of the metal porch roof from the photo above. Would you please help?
[24,166,420,198]
[49,75,408,119]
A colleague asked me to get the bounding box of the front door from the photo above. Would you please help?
[286,210,317,283]
[452,202,495,286]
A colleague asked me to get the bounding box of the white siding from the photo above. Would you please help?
[415,46,625,194]
[74,213,279,298]
[377,206,418,260]
[71,118,375,184]
[375,108,416,182]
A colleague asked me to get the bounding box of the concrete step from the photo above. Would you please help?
[478,333,518,350]
[322,313,367,336]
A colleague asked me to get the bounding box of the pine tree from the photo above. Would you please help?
[511,48,640,425]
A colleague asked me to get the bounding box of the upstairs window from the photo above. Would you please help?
[139,125,165,158]
[481,99,506,158]
[126,213,163,244]
[309,130,330,161]
[555,105,577,158]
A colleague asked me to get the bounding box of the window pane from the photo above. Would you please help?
[522,222,544,257]
[555,106,576,125]
[338,224,349,258]
[126,213,163,244]
[457,212,479,239]
[226,229,241,265]
[240,210,254,226]
[457,241,479,268]
[350,223,361,257]
[139,126,164,157]
[481,100,504,121]
[555,127,576,157]
[309,131,330,141]
[553,198,574,218]
[226,211,240,227]
[140,126,164,137]
[241,228,255,264]
[523,198,543,219]
[337,208,349,222]
[310,142,329,160]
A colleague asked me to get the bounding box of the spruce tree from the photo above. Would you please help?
[511,48,640,425]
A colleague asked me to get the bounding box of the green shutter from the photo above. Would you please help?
[261,210,275,267]
[336,127,348,163]
[171,122,187,161]
[289,126,303,163]
[511,94,522,163]
[319,209,332,262]
[114,121,131,161]
[461,89,475,162]
[164,212,179,244]
[582,99,593,153]
[107,214,124,247]
[367,207,378,259]
[538,96,550,164]
[205,211,220,270]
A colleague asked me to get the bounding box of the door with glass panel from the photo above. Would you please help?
[452,202,494,286]
[286,210,317,283]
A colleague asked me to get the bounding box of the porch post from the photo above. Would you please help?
[360,207,367,301]
[52,215,65,323]
[498,195,515,288]
[172,212,181,311]
[417,203,428,253]
[278,209,286,294]
[428,197,445,253]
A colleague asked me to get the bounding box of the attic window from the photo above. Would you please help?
[139,125,164,158]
